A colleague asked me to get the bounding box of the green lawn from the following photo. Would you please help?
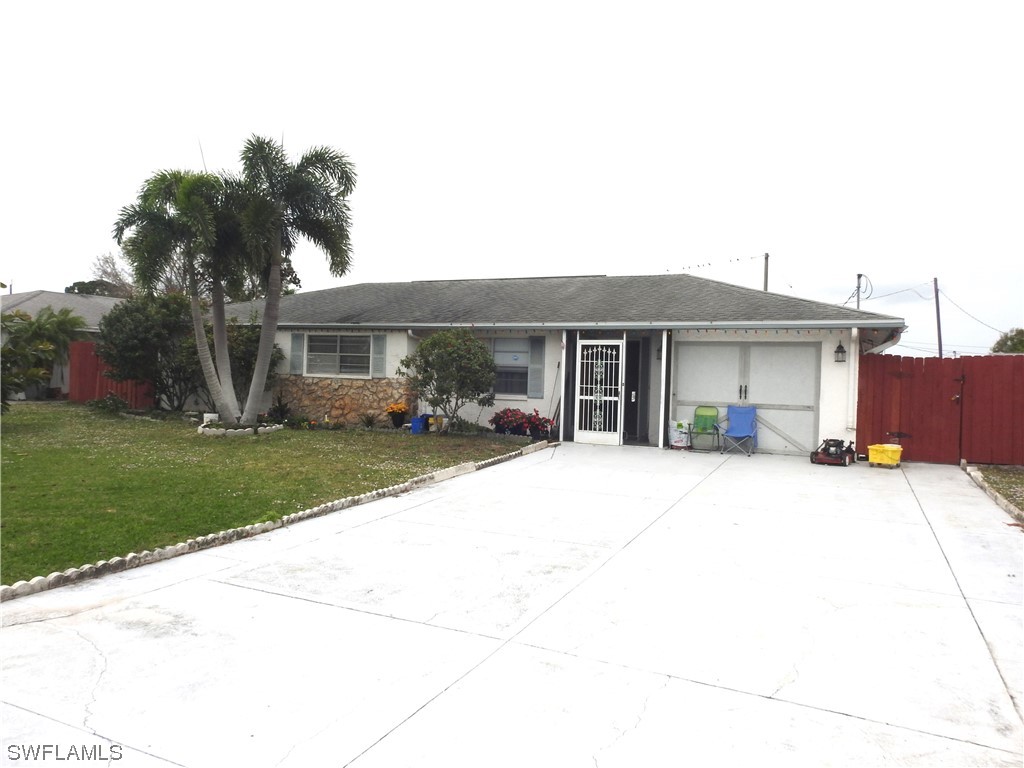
[0,402,527,585]
[978,465,1024,519]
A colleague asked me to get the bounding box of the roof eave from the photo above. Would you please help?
[276,318,906,331]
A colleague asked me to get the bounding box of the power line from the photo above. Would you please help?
[857,280,1007,336]
[842,274,877,307]
[938,289,1007,335]
[863,282,933,301]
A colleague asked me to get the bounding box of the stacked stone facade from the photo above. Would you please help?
[274,375,416,425]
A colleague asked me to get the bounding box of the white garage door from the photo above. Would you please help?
[673,342,819,455]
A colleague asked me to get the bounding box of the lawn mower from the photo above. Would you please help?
[810,439,856,466]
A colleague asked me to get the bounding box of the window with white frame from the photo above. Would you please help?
[307,334,372,376]
[493,337,531,395]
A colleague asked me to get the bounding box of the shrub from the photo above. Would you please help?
[87,393,130,413]
[448,415,492,435]
[267,392,291,423]
[524,409,556,438]
[489,407,528,435]
[489,407,555,438]
[397,329,496,434]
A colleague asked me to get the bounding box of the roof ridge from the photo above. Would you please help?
[411,274,607,284]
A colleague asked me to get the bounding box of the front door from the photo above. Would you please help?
[623,338,651,443]
[575,340,624,445]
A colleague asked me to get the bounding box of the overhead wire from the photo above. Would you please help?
[858,280,1005,335]
[863,282,933,301]
[938,289,1007,335]
[841,273,873,306]
[680,259,1008,341]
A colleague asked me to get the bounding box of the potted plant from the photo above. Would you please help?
[523,409,555,440]
[385,401,409,428]
[489,407,528,436]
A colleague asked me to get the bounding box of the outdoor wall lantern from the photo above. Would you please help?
[834,343,847,363]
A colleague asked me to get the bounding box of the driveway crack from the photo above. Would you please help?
[592,674,671,766]
[64,626,108,734]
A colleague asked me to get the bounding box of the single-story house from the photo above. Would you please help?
[2,290,124,398]
[228,274,905,454]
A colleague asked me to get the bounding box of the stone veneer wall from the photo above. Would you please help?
[275,375,416,425]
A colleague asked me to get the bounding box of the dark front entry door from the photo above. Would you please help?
[624,338,650,444]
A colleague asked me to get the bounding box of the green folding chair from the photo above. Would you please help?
[688,405,720,451]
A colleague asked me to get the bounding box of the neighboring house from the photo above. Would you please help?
[228,274,906,455]
[1,290,123,398]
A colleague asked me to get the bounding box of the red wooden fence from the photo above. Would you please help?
[68,341,154,409]
[857,354,1024,465]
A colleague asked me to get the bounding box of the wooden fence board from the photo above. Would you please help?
[962,355,1024,465]
[68,341,153,409]
[858,353,1023,465]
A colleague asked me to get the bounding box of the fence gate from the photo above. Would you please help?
[857,354,1023,465]
[575,340,624,445]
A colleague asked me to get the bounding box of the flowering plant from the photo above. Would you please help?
[489,407,555,437]
[523,409,555,437]
[489,407,528,434]
[385,402,409,415]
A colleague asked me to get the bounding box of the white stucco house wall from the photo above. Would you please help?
[228,274,905,454]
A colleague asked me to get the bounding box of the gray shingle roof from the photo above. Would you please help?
[1,291,123,333]
[228,274,904,331]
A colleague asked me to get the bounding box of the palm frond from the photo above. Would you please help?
[296,147,357,196]
[241,135,289,198]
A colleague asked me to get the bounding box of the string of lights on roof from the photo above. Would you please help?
[675,253,764,272]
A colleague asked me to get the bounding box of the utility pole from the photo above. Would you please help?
[763,253,769,291]
[934,277,943,359]
[856,274,862,309]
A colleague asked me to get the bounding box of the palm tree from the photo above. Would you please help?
[22,306,88,364]
[235,136,356,424]
[1,307,85,408]
[113,170,243,422]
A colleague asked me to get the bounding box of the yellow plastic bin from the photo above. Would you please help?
[868,443,903,468]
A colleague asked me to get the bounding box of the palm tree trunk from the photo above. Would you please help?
[240,242,282,425]
[187,272,237,423]
[209,280,241,418]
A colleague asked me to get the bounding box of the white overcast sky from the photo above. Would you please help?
[2,1,1021,356]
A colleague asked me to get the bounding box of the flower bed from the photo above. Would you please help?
[489,408,555,439]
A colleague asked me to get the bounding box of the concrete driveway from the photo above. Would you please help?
[2,444,1021,767]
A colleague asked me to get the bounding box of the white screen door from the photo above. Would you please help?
[576,340,624,445]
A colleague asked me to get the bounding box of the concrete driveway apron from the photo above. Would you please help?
[2,444,1021,767]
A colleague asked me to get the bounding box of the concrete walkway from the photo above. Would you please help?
[2,444,1021,767]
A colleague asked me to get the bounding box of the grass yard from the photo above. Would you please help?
[0,402,529,585]
[978,465,1024,519]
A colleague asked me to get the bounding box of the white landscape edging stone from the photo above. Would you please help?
[0,442,548,602]
[197,423,285,437]
[961,460,1024,525]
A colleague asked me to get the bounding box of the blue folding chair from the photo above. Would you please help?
[720,405,757,456]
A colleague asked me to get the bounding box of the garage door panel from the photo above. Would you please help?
[748,344,818,406]
[673,341,819,455]
[756,408,816,454]
[675,344,740,405]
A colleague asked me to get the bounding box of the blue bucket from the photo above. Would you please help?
[410,416,427,434]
